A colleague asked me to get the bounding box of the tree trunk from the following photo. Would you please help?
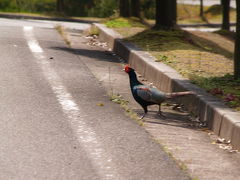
[172,0,177,24]
[131,0,141,18]
[56,0,64,12]
[200,0,204,18]
[234,0,240,79]
[15,0,23,11]
[119,0,130,17]
[221,0,230,30]
[154,0,177,29]
[199,0,203,17]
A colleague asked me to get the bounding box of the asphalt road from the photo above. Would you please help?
[0,18,189,180]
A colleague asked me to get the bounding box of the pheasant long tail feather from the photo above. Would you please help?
[166,91,195,99]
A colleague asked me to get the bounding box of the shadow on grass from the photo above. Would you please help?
[188,31,234,59]
[124,28,234,60]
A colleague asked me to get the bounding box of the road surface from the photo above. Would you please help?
[0,18,189,179]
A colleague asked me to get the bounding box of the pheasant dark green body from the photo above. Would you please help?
[124,65,194,118]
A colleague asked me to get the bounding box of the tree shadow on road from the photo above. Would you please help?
[51,46,124,63]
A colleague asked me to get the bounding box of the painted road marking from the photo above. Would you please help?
[23,26,119,179]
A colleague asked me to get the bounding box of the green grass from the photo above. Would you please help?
[105,18,132,28]
[104,17,148,37]
[190,74,240,110]
[105,17,146,28]
[0,0,56,14]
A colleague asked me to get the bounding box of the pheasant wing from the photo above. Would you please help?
[136,85,167,104]
[135,86,153,101]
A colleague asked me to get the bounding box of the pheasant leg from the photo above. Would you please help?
[157,105,166,118]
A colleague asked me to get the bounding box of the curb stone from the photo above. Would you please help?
[92,23,240,150]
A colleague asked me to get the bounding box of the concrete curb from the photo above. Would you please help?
[92,23,240,150]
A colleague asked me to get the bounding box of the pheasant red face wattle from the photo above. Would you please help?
[124,65,131,73]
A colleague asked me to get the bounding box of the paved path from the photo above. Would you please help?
[0,18,189,179]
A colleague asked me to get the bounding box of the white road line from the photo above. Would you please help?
[23,26,119,179]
